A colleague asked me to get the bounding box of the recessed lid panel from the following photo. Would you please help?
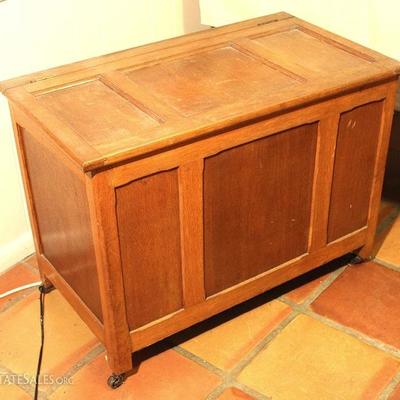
[1,12,398,171]
[127,46,299,118]
[252,28,375,75]
[37,80,160,148]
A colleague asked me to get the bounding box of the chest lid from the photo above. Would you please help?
[2,12,399,172]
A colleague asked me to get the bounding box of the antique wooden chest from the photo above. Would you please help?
[1,12,399,387]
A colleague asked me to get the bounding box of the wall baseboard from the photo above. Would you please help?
[0,231,34,274]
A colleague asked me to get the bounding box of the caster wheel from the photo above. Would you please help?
[349,254,365,265]
[107,373,125,389]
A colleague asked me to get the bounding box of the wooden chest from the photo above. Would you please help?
[2,12,399,386]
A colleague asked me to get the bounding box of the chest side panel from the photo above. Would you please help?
[22,128,103,321]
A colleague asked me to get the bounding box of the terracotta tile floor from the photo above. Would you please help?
[0,198,400,399]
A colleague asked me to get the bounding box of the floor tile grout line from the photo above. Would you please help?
[379,369,400,400]
[279,258,354,309]
[2,240,399,398]
[174,310,299,400]
[173,346,226,378]
[172,258,400,399]
[205,379,271,400]
[174,347,271,399]
[0,363,37,398]
[231,381,272,400]
[0,344,104,400]
[374,257,400,272]
[44,344,105,397]
[280,297,400,359]
[205,382,227,400]
[301,265,347,307]
[229,311,298,378]
[0,289,38,314]
[172,309,298,379]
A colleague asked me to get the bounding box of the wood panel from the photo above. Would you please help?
[204,123,318,296]
[37,79,159,149]
[127,45,297,118]
[0,13,293,91]
[107,81,391,182]
[38,254,104,342]
[252,27,373,76]
[131,228,367,351]
[1,14,399,173]
[116,169,183,329]
[328,101,384,242]
[22,129,103,320]
[359,85,398,258]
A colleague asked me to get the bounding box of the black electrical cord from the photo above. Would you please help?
[34,286,46,400]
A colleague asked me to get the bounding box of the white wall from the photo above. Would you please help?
[0,0,204,273]
[200,0,400,110]
[200,0,400,58]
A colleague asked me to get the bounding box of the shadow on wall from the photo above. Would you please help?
[183,0,210,33]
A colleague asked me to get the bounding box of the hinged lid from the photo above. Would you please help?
[2,12,399,172]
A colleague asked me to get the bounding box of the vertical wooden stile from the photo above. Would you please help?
[86,173,132,374]
[178,160,206,307]
[359,82,398,258]
[308,115,340,251]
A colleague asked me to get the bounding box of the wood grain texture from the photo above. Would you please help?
[0,12,293,91]
[328,101,384,242]
[37,79,159,149]
[127,45,296,118]
[116,170,183,329]
[86,173,132,374]
[204,123,318,296]
[178,161,206,307]
[1,14,398,172]
[130,228,367,351]
[108,82,393,187]
[308,115,340,251]
[22,129,103,320]
[38,254,104,342]
[3,13,399,379]
[359,82,398,258]
[252,27,372,75]
[10,118,51,288]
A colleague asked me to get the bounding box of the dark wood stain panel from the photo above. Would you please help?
[116,170,183,330]
[22,129,103,320]
[328,101,384,242]
[204,124,318,296]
